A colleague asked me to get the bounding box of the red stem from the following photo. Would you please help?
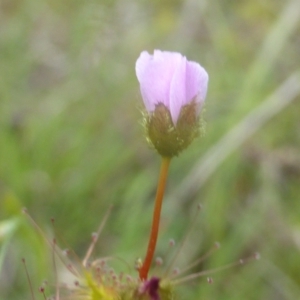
[139,157,171,280]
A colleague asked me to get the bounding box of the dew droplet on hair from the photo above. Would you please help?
[254,252,260,260]
[153,238,175,272]
[66,263,79,277]
[214,242,220,249]
[63,249,70,256]
[126,275,133,283]
[207,277,214,284]
[111,273,118,282]
[197,203,203,211]
[155,257,163,266]
[169,239,175,247]
[91,232,98,242]
[38,286,45,295]
[135,258,143,270]
[172,267,180,276]
[109,268,116,276]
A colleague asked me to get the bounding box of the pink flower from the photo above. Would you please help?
[135,50,209,125]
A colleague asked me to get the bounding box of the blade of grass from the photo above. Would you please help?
[238,0,300,112]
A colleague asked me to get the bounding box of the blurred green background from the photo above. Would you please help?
[1,0,300,299]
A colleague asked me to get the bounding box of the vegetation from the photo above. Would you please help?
[1,0,300,299]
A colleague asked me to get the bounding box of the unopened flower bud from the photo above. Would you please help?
[136,50,209,157]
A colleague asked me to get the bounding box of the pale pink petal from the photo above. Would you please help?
[135,50,182,112]
[135,51,155,112]
[169,56,187,124]
[135,50,209,125]
[186,61,209,107]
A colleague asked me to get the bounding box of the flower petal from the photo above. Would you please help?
[169,56,187,124]
[135,50,183,112]
[186,61,209,108]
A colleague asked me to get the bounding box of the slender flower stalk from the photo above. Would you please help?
[139,157,171,280]
[136,50,209,283]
